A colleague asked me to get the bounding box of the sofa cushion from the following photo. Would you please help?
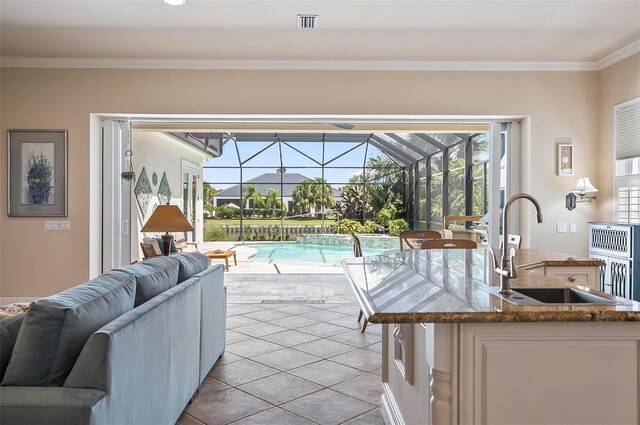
[174,252,210,283]
[1,271,136,387]
[0,314,25,381]
[118,256,180,307]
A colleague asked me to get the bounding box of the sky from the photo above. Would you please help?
[203,140,396,190]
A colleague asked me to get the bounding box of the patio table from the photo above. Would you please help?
[204,250,237,271]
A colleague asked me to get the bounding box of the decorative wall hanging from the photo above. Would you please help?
[557,143,574,176]
[152,172,158,186]
[8,130,68,217]
[121,150,136,183]
[135,167,152,216]
[157,172,172,205]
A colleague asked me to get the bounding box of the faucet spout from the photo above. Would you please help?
[497,193,543,294]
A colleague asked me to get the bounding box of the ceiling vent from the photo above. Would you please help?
[297,15,318,29]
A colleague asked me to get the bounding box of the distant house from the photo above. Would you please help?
[213,172,340,212]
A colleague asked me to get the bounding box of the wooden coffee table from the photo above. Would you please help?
[204,250,237,271]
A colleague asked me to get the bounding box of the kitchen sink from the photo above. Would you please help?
[511,287,617,305]
[485,286,621,306]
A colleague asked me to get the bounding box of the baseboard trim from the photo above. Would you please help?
[0,297,35,305]
[381,382,405,425]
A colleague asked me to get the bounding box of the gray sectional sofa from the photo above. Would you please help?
[0,252,226,425]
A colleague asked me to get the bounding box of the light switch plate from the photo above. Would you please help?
[556,222,567,233]
[44,220,71,231]
[570,223,577,233]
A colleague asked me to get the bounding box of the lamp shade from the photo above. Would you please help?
[571,177,598,194]
[141,205,194,233]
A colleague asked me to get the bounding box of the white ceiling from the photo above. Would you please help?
[1,0,639,64]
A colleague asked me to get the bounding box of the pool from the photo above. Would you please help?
[246,243,385,266]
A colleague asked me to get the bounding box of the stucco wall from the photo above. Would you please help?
[0,66,616,297]
[130,131,206,262]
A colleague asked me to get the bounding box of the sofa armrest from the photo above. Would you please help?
[0,386,106,425]
[195,264,226,383]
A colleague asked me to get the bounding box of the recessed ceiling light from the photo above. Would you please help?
[164,0,186,5]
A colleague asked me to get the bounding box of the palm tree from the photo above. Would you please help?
[291,178,334,214]
[264,187,281,216]
[242,183,264,214]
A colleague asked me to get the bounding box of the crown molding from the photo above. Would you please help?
[596,39,640,70]
[1,40,638,72]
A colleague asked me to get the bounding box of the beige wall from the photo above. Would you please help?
[598,53,640,221]
[0,66,615,297]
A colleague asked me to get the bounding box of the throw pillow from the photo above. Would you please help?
[143,237,162,255]
[118,256,180,307]
[0,313,25,381]
[1,271,136,387]
[174,251,210,283]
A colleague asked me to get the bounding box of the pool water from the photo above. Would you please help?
[246,243,385,266]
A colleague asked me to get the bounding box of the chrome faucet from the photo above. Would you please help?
[491,193,544,294]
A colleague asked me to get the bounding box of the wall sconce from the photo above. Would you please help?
[565,177,598,210]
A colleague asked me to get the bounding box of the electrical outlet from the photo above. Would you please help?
[556,222,567,233]
[570,223,577,233]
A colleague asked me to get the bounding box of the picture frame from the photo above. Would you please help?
[557,143,574,176]
[8,130,68,216]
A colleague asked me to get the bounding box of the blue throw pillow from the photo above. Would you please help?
[154,237,178,253]
[1,271,136,387]
[118,256,180,306]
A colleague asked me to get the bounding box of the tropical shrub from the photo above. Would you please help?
[362,220,379,233]
[376,207,395,227]
[387,219,409,236]
[204,224,227,241]
[214,205,239,218]
[331,219,363,234]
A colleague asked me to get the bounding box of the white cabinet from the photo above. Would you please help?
[543,266,599,290]
[382,322,640,425]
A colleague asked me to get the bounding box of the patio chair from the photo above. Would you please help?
[172,232,199,251]
[420,239,478,249]
[351,235,368,333]
[399,230,441,250]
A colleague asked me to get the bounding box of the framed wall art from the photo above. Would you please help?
[557,143,574,176]
[8,130,68,216]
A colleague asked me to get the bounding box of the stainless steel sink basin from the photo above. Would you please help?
[511,287,617,305]
[485,286,620,306]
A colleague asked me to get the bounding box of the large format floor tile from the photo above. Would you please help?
[228,407,316,425]
[280,389,376,425]
[237,372,323,405]
[330,373,383,405]
[183,274,384,425]
[251,347,322,371]
[292,338,357,359]
[329,350,381,373]
[185,387,272,425]
[208,359,279,386]
[341,408,385,425]
[288,360,364,387]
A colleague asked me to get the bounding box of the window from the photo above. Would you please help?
[615,98,640,224]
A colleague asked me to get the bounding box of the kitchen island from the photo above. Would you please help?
[342,248,640,425]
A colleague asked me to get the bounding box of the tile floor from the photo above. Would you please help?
[178,274,384,425]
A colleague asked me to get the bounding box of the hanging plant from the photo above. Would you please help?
[121,150,136,183]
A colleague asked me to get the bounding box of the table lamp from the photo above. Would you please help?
[141,205,194,256]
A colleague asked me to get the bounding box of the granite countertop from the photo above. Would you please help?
[514,249,604,269]
[341,248,640,324]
